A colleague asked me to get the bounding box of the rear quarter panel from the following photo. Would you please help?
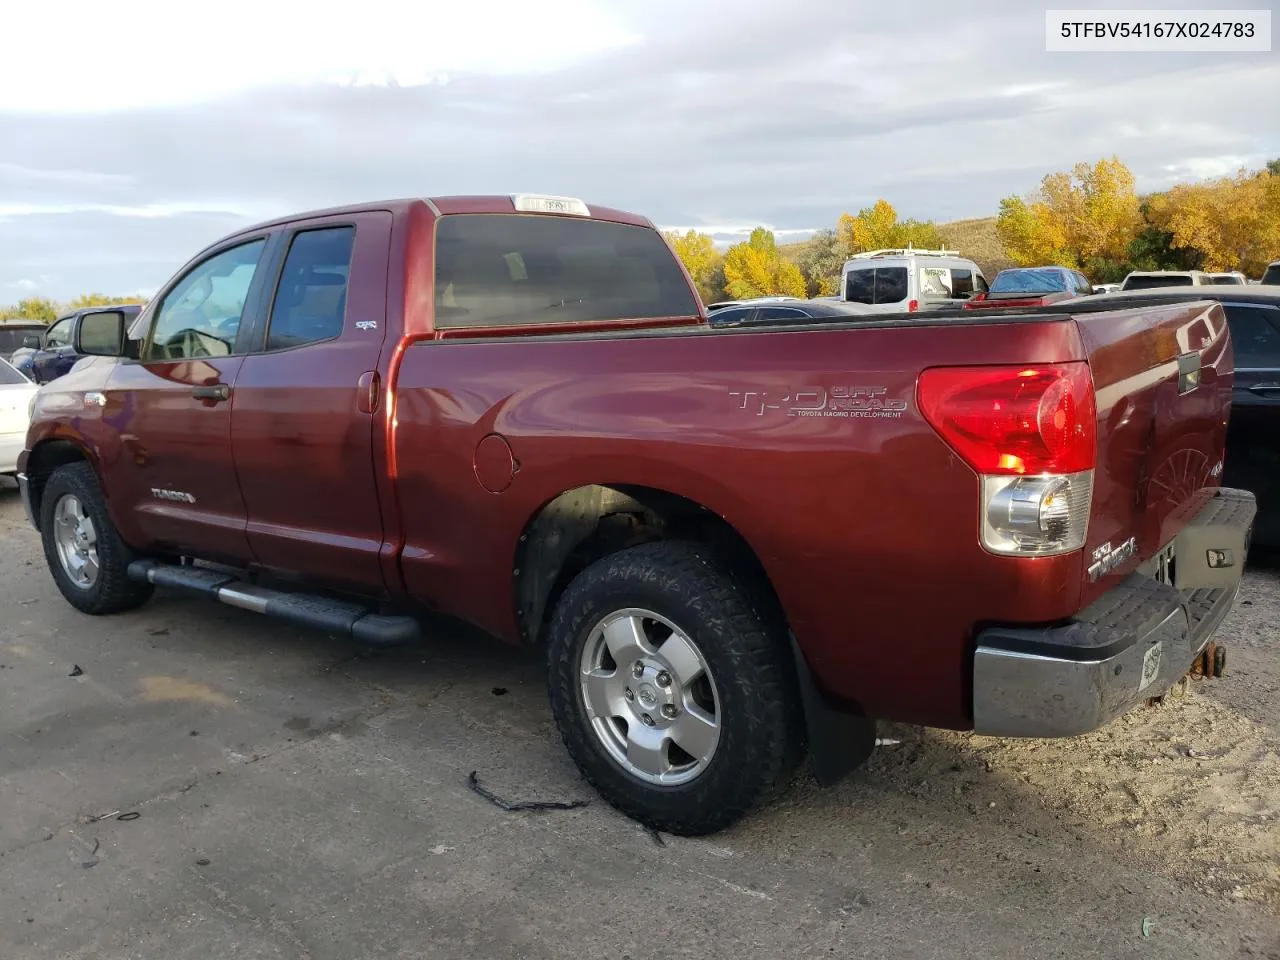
[393,317,1089,729]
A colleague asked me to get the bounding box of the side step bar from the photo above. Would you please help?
[127,560,421,647]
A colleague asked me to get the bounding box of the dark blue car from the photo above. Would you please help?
[28,304,143,384]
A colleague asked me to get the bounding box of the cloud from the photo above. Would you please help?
[1,0,1276,299]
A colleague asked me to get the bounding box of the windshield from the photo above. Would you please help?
[1208,275,1243,285]
[989,268,1067,294]
[1124,275,1194,289]
[0,357,30,385]
[1263,265,1280,285]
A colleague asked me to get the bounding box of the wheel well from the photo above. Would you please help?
[25,440,91,526]
[514,484,786,646]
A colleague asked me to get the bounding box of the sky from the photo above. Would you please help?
[1,0,1276,302]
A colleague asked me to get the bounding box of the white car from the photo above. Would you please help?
[0,358,38,476]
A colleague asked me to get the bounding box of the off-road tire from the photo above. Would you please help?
[547,540,805,836]
[40,462,153,615]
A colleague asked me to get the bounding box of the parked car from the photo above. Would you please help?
[1261,261,1280,285]
[1119,270,1213,291]
[27,305,143,384]
[707,298,875,327]
[840,248,987,313]
[704,296,802,312]
[0,357,38,475]
[0,320,46,364]
[19,193,1253,836]
[1207,272,1248,285]
[962,266,1094,310]
[1085,284,1280,547]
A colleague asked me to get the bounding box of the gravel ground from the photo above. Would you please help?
[1,480,1277,959]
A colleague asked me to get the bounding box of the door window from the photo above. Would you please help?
[1225,305,1280,369]
[754,307,809,321]
[147,239,266,360]
[44,317,73,348]
[266,227,355,350]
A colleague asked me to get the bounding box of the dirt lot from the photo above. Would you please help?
[1,480,1277,959]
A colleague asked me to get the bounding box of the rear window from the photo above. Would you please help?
[1208,275,1243,285]
[990,268,1068,294]
[0,358,28,385]
[1261,264,1280,285]
[1123,275,1194,290]
[0,327,40,356]
[433,214,699,328]
[845,267,908,304]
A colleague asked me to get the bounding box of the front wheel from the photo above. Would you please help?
[39,462,153,615]
[547,541,804,836]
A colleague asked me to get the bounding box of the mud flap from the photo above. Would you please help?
[790,637,876,787]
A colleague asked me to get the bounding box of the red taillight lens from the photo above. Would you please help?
[917,362,1097,475]
[908,299,919,312]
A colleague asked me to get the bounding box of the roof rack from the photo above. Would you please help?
[846,247,960,261]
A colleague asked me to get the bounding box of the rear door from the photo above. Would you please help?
[103,235,274,564]
[1220,301,1280,543]
[229,212,394,594]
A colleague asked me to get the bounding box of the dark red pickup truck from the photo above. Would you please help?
[19,194,1255,835]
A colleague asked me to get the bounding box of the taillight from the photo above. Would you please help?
[908,299,919,312]
[918,362,1097,557]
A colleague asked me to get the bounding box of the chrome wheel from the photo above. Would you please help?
[579,607,721,786]
[52,494,99,590]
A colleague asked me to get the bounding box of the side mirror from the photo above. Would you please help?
[75,310,127,357]
[20,334,40,349]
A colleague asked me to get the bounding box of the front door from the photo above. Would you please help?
[1222,302,1280,544]
[32,315,74,384]
[230,212,393,595]
[103,236,274,564]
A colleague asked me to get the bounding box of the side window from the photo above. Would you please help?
[1225,306,1280,368]
[845,270,874,304]
[148,239,266,360]
[755,307,808,321]
[45,317,73,348]
[708,307,751,325]
[950,269,975,298]
[266,227,355,351]
[973,272,989,294]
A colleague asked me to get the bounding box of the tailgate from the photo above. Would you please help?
[1074,299,1233,603]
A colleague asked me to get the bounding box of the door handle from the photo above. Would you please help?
[356,371,380,414]
[192,383,231,402]
[1247,383,1280,395]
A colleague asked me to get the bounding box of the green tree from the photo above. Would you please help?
[65,292,147,310]
[792,229,848,297]
[1,297,59,322]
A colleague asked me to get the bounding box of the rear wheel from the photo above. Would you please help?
[546,540,804,835]
[39,462,153,615]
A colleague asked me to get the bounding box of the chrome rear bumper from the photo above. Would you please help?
[973,487,1256,737]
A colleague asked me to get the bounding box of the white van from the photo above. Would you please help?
[840,248,987,314]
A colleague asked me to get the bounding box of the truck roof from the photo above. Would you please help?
[226,195,654,241]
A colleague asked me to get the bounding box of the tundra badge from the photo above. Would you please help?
[1087,536,1137,582]
[150,488,196,504]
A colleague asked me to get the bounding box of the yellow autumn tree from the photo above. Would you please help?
[66,292,148,310]
[997,157,1143,268]
[722,228,806,300]
[1145,167,1280,275]
[663,229,724,303]
[836,199,944,253]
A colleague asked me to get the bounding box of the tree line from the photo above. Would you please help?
[0,293,147,323]
[666,156,1280,302]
